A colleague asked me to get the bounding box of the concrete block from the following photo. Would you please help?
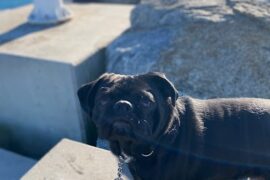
[22,139,132,180]
[0,3,133,158]
[0,149,36,180]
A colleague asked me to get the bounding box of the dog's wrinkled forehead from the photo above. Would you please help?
[100,74,152,94]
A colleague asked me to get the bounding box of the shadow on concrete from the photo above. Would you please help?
[0,47,106,159]
[75,48,106,147]
[0,22,58,46]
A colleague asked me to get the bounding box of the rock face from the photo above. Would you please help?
[106,0,270,98]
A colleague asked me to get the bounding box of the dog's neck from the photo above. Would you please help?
[174,97,205,153]
[156,97,204,154]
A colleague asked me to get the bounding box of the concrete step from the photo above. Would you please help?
[22,139,132,180]
[0,3,133,158]
[0,149,36,180]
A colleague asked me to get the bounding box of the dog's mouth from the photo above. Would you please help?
[97,119,135,141]
[97,119,155,159]
[97,118,153,143]
[110,136,155,160]
[110,120,133,141]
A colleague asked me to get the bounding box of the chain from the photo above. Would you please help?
[114,156,124,180]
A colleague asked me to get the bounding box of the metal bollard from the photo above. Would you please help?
[28,0,72,25]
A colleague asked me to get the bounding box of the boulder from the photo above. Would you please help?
[107,0,270,98]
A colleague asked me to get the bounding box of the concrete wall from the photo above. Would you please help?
[0,53,104,157]
[0,3,133,158]
[0,148,36,180]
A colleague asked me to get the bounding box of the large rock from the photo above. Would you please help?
[107,0,270,98]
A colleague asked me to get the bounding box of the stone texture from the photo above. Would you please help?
[22,139,132,180]
[107,0,270,99]
[0,3,133,158]
[0,149,36,180]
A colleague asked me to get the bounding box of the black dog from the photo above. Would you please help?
[78,72,270,180]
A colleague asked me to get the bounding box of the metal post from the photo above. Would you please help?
[28,0,72,25]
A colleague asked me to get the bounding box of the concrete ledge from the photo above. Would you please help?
[0,3,133,64]
[22,139,132,180]
[0,3,133,157]
[0,149,36,180]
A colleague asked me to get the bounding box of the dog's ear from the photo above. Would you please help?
[109,141,121,156]
[141,72,179,106]
[77,73,111,116]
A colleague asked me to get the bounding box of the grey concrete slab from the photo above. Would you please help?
[0,149,36,180]
[22,139,132,180]
[0,3,133,65]
[0,3,133,158]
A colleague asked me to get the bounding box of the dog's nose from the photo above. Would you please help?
[114,100,133,114]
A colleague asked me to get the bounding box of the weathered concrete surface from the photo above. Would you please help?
[0,149,36,180]
[0,4,133,65]
[0,3,133,158]
[22,139,132,180]
[107,0,270,99]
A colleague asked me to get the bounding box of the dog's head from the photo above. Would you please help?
[78,72,178,157]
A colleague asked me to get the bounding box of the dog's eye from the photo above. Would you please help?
[97,94,110,106]
[99,87,110,93]
[140,96,152,107]
[99,99,108,106]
